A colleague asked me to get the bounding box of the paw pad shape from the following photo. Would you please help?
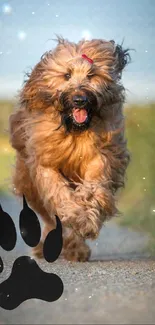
[0,196,64,310]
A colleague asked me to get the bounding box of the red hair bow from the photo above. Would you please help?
[82,54,93,64]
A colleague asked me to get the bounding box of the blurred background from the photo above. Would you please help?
[0,0,155,253]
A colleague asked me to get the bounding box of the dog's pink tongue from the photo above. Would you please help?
[73,108,88,123]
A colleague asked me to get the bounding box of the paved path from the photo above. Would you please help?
[0,195,155,324]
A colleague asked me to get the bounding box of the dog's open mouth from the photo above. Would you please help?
[59,90,97,132]
[72,108,88,124]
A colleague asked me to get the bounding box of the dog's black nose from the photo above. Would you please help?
[73,95,88,107]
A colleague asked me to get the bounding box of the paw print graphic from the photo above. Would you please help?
[0,196,64,310]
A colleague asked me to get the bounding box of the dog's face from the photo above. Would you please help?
[21,38,130,133]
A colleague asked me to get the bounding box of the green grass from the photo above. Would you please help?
[118,102,155,253]
[0,100,16,194]
[0,137,15,194]
[0,99,155,253]
[0,99,15,137]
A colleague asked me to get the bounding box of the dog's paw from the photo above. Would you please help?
[63,242,91,262]
[75,216,101,239]
[0,196,63,310]
[62,209,101,240]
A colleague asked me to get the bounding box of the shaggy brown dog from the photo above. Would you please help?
[9,37,130,262]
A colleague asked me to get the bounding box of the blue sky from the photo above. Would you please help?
[0,0,155,103]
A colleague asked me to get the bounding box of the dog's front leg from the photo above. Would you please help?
[33,166,95,233]
[73,156,118,239]
[33,165,103,239]
[34,165,78,216]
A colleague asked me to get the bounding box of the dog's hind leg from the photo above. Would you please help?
[32,221,56,259]
[10,155,56,259]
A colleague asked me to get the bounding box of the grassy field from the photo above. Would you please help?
[118,102,155,253]
[0,100,155,253]
[0,100,15,195]
[0,137,15,195]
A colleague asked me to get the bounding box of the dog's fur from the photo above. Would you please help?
[9,37,130,261]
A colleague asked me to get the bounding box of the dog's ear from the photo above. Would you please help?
[20,61,48,111]
[9,109,26,151]
[110,40,131,79]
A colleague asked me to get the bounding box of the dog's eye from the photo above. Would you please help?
[87,74,94,80]
[64,73,71,81]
